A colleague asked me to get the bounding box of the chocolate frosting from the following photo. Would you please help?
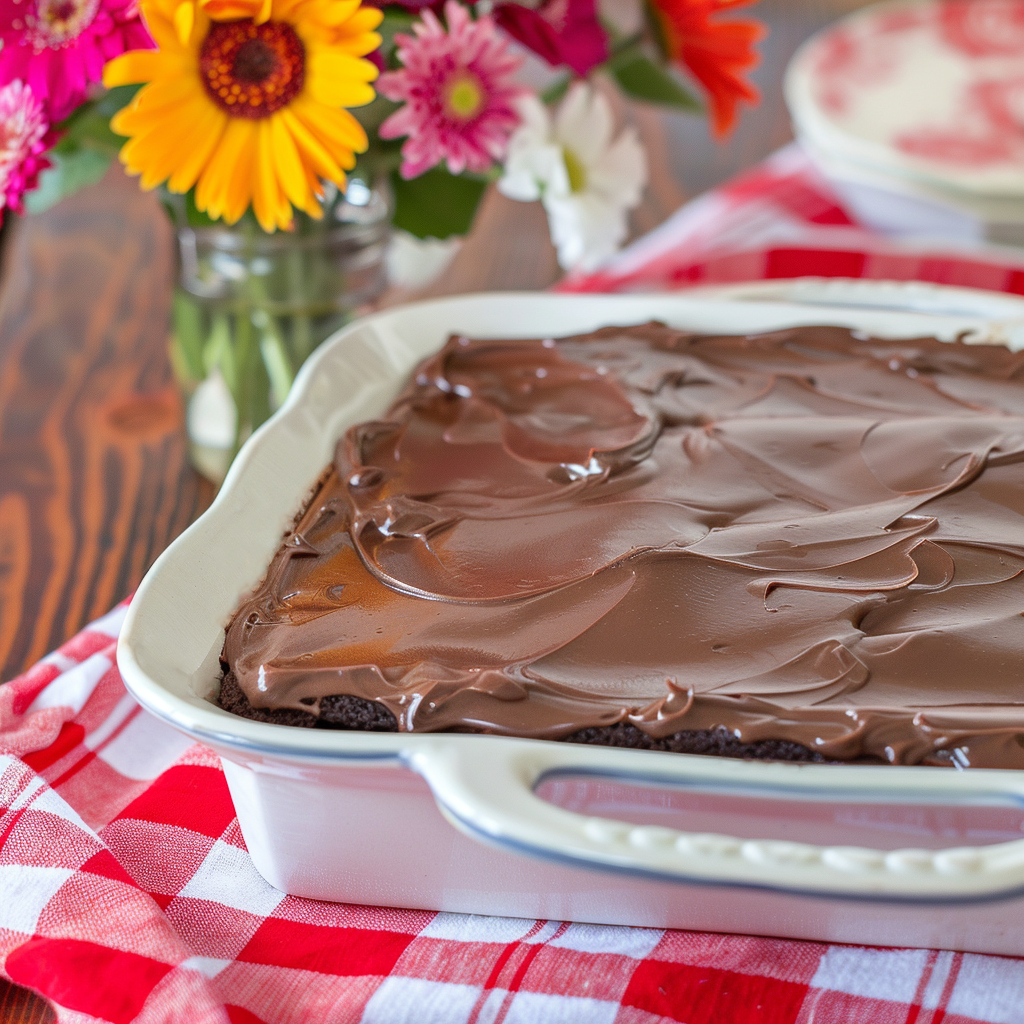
[222,322,1024,768]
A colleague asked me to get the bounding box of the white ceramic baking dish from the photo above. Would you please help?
[119,290,1024,955]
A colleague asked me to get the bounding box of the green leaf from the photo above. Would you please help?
[24,149,112,214]
[541,75,571,106]
[171,290,206,382]
[391,166,487,240]
[58,85,141,154]
[184,189,219,228]
[351,92,402,136]
[379,9,415,48]
[607,49,703,112]
[25,85,144,212]
[641,0,672,63]
[57,109,122,154]
[94,83,141,116]
[161,186,222,229]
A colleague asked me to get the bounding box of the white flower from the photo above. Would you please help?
[498,82,647,273]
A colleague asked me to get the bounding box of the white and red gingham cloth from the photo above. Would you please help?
[8,154,1024,1022]
[4,611,1024,1024]
[561,144,1024,296]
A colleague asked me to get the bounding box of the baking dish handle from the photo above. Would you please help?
[409,737,1024,901]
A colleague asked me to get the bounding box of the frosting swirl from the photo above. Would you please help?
[223,322,1024,768]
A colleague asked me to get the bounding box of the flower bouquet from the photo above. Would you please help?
[0,0,766,479]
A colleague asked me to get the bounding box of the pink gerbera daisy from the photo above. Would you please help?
[0,79,58,216]
[378,0,526,179]
[0,0,153,121]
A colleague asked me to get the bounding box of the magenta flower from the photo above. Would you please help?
[0,0,153,121]
[495,0,608,78]
[378,0,526,179]
[0,79,57,216]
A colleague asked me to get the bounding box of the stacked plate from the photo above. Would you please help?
[785,0,1024,245]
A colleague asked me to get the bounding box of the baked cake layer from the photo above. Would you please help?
[220,323,1024,768]
[217,671,832,762]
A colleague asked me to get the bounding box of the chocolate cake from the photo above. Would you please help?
[218,321,1024,768]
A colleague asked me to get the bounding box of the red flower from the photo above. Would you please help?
[647,0,764,138]
[495,0,608,78]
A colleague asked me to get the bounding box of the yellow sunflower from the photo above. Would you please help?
[104,0,382,230]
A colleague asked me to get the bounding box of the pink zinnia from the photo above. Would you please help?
[378,0,526,179]
[0,79,57,216]
[0,0,153,121]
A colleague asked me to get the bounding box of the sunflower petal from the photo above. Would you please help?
[301,160,327,203]
[278,107,344,183]
[328,6,383,55]
[103,50,167,87]
[141,5,189,52]
[343,7,384,33]
[306,51,377,107]
[200,0,264,19]
[330,30,382,58]
[223,124,260,223]
[253,119,287,231]
[268,113,317,214]
[173,2,194,44]
[148,0,188,22]
[307,77,376,109]
[122,120,201,190]
[167,106,229,192]
[307,48,378,82]
[114,77,203,132]
[269,0,306,21]
[290,95,367,154]
[196,118,256,222]
[311,0,361,27]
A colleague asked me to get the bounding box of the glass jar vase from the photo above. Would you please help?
[169,179,390,484]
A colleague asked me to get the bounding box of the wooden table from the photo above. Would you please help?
[0,2,867,1017]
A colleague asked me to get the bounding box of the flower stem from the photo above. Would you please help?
[287,238,313,366]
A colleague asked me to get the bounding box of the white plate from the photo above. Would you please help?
[118,292,1024,951]
[785,0,1024,199]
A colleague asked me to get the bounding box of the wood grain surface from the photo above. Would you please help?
[0,170,215,684]
[0,2,870,1018]
[0,165,217,1024]
[0,982,53,1024]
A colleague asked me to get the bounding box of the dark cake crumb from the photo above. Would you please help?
[217,674,828,761]
[217,672,399,731]
[319,693,400,731]
[218,671,319,727]
[564,721,828,762]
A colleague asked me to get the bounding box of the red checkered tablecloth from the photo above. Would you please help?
[4,611,1024,1022]
[560,144,1024,296]
[7,152,1024,1021]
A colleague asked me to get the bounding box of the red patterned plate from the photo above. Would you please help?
[787,0,1024,198]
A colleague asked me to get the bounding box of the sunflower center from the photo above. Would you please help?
[562,147,587,193]
[199,19,305,119]
[444,73,485,121]
[234,38,277,82]
[25,0,99,48]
